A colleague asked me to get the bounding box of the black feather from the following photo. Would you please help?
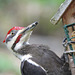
[17,44,71,75]
[21,59,47,75]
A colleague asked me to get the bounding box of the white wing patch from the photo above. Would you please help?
[21,54,32,61]
[28,59,39,67]
[21,54,47,73]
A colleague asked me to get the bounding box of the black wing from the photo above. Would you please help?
[21,59,47,75]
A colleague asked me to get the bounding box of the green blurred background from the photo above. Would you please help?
[0,0,65,75]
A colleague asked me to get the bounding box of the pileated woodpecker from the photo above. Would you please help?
[3,22,71,75]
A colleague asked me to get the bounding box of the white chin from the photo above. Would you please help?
[14,43,23,51]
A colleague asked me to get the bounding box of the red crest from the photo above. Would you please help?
[3,27,24,43]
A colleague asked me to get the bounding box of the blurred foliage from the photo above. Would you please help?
[0,0,65,36]
[0,52,20,75]
[31,0,64,5]
[0,0,65,5]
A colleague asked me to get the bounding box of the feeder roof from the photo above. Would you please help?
[50,0,73,25]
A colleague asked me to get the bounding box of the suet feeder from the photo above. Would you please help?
[50,0,75,75]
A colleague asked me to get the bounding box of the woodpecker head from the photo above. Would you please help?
[3,22,38,51]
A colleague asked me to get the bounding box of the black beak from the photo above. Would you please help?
[20,21,38,34]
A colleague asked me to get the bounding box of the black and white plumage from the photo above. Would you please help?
[19,44,71,75]
[3,22,71,75]
[21,57,47,75]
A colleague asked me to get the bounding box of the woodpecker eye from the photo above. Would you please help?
[10,30,18,36]
[10,31,15,36]
[11,32,14,35]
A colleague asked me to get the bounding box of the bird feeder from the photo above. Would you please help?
[50,0,75,75]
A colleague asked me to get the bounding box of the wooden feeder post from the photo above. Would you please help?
[62,1,75,75]
[50,0,75,75]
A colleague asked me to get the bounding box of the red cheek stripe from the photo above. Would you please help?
[15,34,22,43]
